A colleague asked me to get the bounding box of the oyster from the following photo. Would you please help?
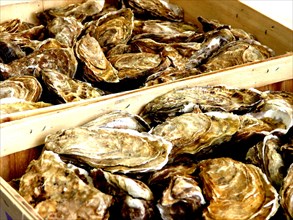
[0,47,77,80]
[47,16,83,47]
[41,69,104,103]
[44,127,172,173]
[0,40,26,63]
[75,34,119,83]
[82,110,150,132]
[251,90,293,133]
[19,150,113,219]
[0,99,52,115]
[108,52,162,80]
[280,163,293,220]
[198,157,279,220]
[200,39,275,72]
[157,175,205,220]
[139,85,263,125]
[152,112,240,159]
[0,75,42,102]
[246,134,286,189]
[36,0,104,23]
[127,0,184,22]
[85,8,134,51]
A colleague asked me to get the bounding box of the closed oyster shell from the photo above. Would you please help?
[157,175,205,220]
[280,163,293,219]
[82,110,150,132]
[85,8,134,51]
[36,0,104,23]
[75,34,119,83]
[47,16,83,47]
[198,157,279,220]
[127,0,184,22]
[0,100,52,115]
[200,39,275,73]
[139,85,263,125]
[0,75,42,102]
[246,134,286,189]
[19,150,113,219]
[108,52,162,80]
[0,47,77,80]
[251,90,293,134]
[0,40,26,63]
[44,127,172,173]
[152,112,241,159]
[41,69,104,103]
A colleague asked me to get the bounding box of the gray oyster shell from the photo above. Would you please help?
[19,150,113,219]
[44,127,172,173]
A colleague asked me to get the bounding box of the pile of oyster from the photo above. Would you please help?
[16,85,293,219]
[0,0,275,115]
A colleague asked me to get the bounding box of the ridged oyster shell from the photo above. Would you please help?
[19,150,113,219]
[0,75,42,102]
[280,163,293,219]
[139,85,263,125]
[44,127,172,173]
[198,157,279,220]
[41,69,104,103]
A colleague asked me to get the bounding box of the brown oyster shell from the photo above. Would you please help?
[47,16,83,47]
[0,40,26,63]
[19,150,113,219]
[157,175,205,220]
[0,75,42,102]
[108,52,162,80]
[44,127,172,173]
[85,8,134,51]
[152,112,241,159]
[200,39,275,72]
[127,0,184,22]
[82,110,150,132]
[280,163,293,219]
[0,47,77,80]
[75,34,119,83]
[0,100,52,115]
[246,134,286,188]
[36,0,104,23]
[41,69,104,103]
[251,90,293,134]
[198,157,279,220]
[139,85,263,125]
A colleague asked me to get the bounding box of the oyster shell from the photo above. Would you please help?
[0,47,77,80]
[246,134,286,188]
[41,69,104,103]
[198,157,279,220]
[0,99,51,115]
[82,110,150,132]
[47,16,83,47]
[127,0,184,22]
[0,75,42,102]
[0,40,26,63]
[280,163,293,219]
[139,85,263,125]
[36,0,104,23]
[108,52,162,80]
[19,150,113,219]
[251,90,293,134]
[157,175,205,220]
[75,34,119,83]
[44,127,172,173]
[85,8,134,52]
[200,39,275,72]
[152,112,241,159]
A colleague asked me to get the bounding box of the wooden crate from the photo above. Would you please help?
[0,0,292,123]
[0,0,292,219]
